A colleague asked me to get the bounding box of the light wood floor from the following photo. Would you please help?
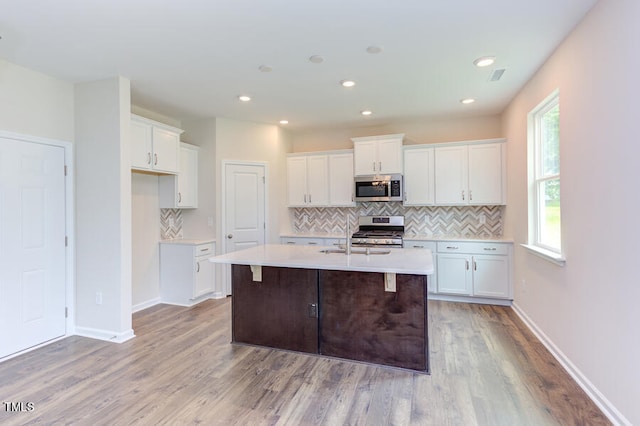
[0,298,610,425]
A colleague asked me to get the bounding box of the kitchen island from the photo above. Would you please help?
[210,244,434,372]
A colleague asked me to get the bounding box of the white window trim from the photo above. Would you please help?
[521,244,566,266]
[527,89,565,266]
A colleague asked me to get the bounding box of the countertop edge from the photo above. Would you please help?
[280,233,513,243]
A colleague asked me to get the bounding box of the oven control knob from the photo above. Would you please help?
[372,239,378,244]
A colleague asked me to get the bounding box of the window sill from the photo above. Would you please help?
[521,244,566,266]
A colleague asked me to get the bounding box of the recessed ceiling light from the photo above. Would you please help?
[341,80,356,88]
[258,65,273,73]
[361,110,372,116]
[473,56,495,67]
[309,55,324,64]
[366,46,383,54]
[460,98,475,104]
[238,95,251,102]
[279,120,289,125]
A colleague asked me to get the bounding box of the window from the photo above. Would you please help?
[525,90,564,265]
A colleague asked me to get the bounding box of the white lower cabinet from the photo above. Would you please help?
[160,241,215,306]
[280,237,326,246]
[435,241,511,300]
[403,240,437,293]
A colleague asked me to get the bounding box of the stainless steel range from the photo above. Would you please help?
[351,215,404,248]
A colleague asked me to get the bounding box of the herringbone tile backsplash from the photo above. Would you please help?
[160,209,183,240]
[292,203,503,238]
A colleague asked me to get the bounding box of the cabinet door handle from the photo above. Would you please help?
[469,190,473,201]
[465,260,469,270]
[404,192,407,202]
[473,259,477,271]
[378,161,382,171]
[147,152,151,165]
[373,161,376,172]
[154,153,158,165]
[304,194,307,203]
[309,194,312,203]
[178,192,182,203]
[196,261,200,272]
[484,247,497,251]
[461,190,465,201]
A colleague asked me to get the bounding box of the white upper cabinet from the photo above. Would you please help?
[159,143,199,208]
[434,145,468,205]
[328,153,355,206]
[403,147,435,205]
[287,155,329,207]
[352,134,403,175]
[434,141,505,205]
[287,151,355,207]
[467,143,505,205]
[306,155,330,206]
[130,114,183,174]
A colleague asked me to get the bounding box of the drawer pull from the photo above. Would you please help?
[307,242,317,245]
[413,245,424,248]
[199,248,210,253]
[446,246,459,250]
[286,241,295,244]
[484,247,497,251]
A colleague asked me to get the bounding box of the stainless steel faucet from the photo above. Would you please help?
[346,217,352,255]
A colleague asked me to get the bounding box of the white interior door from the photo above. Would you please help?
[223,162,266,295]
[0,138,66,359]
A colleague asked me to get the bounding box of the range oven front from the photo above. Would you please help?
[354,174,403,202]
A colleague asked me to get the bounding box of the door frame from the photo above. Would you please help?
[219,160,268,296]
[0,130,75,357]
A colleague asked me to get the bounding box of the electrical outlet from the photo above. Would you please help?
[96,291,103,305]
[479,214,486,224]
[168,217,175,227]
[207,216,214,227]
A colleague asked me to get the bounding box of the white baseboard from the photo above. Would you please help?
[211,291,227,300]
[74,326,136,344]
[132,297,161,313]
[511,302,630,426]
[428,293,512,306]
[0,335,69,364]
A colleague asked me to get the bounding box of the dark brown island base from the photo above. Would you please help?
[231,265,429,373]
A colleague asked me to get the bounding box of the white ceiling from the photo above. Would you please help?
[0,0,598,131]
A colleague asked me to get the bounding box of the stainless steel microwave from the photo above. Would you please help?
[354,174,403,202]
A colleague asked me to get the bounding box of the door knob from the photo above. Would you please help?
[227,234,233,239]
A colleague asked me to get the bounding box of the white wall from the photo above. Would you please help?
[181,118,217,240]
[215,117,292,243]
[131,173,160,309]
[0,59,74,141]
[502,0,639,423]
[291,115,502,152]
[75,77,134,342]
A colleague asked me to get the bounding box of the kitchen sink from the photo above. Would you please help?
[319,248,391,255]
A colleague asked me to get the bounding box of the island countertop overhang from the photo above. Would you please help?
[209,244,434,275]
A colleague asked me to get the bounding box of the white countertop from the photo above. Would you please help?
[280,233,513,243]
[209,244,434,275]
[160,238,215,245]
